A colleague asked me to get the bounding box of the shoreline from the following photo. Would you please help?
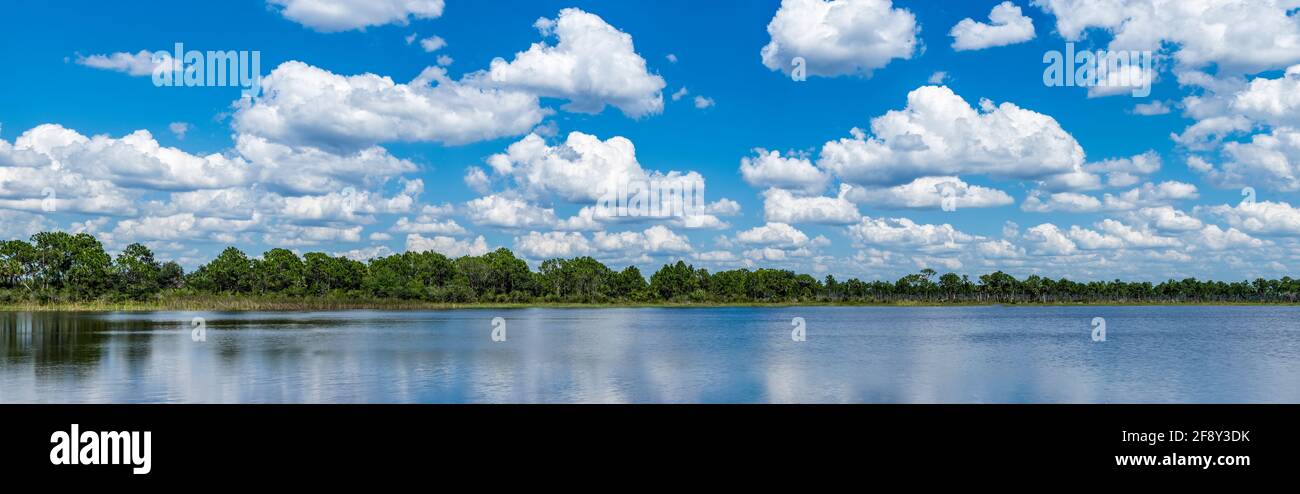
[3,297,1298,312]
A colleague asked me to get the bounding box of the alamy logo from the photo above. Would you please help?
[152,42,262,100]
[595,177,706,218]
[491,316,507,342]
[1092,317,1107,342]
[1043,42,1153,97]
[50,424,152,475]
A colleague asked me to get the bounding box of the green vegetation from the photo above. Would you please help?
[2,231,1300,310]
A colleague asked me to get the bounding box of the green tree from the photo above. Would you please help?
[454,255,493,296]
[157,261,184,290]
[304,253,365,295]
[481,248,533,296]
[113,243,161,300]
[608,265,647,299]
[709,269,750,301]
[0,240,36,290]
[30,231,77,292]
[939,272,962,301]
[199,247,254,293]
[649,261,698,300]
[364,253,423,299]
[410,252,455,288]
[539,257,613,301]
[67,234,113,299]
[256,248,305,293]
[747,269,795,301]
[823,274,840,301]
[10,229,1300,306]
[28,232,113,299]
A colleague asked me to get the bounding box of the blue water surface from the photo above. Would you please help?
[1,306,1297,403]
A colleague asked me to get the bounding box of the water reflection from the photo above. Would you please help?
[1,312,113,376]
[1,307,1299,403]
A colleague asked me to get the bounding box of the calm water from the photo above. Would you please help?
[1,306,1298,403]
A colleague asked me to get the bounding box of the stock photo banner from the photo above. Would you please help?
[2,0,1300,483]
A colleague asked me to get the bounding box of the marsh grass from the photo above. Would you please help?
[3,294,1296,312]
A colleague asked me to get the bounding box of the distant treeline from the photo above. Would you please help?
[2,231,1299,305]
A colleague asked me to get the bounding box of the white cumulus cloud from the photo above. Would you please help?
[762,186,862,225]
[483,8,666,118]
[234,61,546,151]
[406,233,490,257]
[761,0,919,78]
[845,176,1014,209]
[739,149,828,195]
[268,0,445,33]
[950,1,1036,51]
[817,86,1087,186]
[1033,0,1300,76]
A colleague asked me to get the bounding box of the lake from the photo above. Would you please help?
[1,306,1297,403]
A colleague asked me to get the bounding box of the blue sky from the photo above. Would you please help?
[1,0,1299,282]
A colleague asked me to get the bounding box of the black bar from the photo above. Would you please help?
[4,405,1288,481]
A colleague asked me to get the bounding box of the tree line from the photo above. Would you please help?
[2,231,1299,304]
